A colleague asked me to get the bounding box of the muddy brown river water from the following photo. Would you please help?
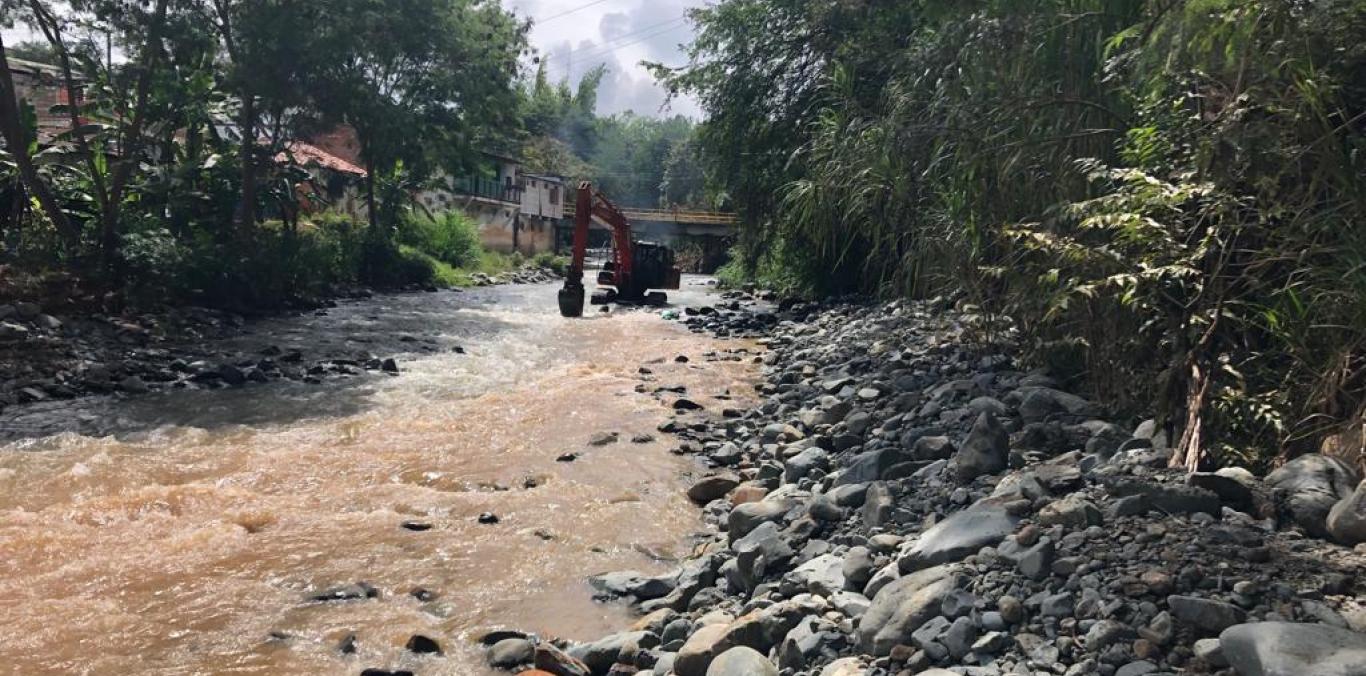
[0,278,758,675]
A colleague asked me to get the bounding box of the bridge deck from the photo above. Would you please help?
[564,204,738,226]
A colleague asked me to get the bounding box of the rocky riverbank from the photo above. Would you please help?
[0,265,561,423]
[483,296,1366,676]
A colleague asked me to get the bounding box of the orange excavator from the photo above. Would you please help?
[558,182,681,317]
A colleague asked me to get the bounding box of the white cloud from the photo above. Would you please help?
[505,0,703,118]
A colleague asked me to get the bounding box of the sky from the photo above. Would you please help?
[504,0,705,118]
[6,1,705,118]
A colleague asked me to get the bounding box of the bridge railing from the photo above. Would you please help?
[564,203,738,226]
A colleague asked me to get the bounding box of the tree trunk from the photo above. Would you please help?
[101,0,172,271]
[365,156,378,232]
[236,88,258,238]
[0,35,81,250]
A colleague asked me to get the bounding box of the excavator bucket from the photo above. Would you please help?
[558,284,585,318]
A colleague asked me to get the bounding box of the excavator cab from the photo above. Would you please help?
[559,183,681,317]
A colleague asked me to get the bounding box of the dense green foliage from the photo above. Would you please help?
[1,0,526,306]
[663,0,1366,468]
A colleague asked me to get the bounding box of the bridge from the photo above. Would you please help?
[564,204,739,238]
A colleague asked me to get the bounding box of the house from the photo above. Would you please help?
[5,57,85,141]
[307,126,567,255]
[418,153,566,257]
[275,141,369,220]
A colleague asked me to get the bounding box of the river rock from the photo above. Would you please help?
[1265,454,1360,537]
[568,631,657,673]
[953,412,1009,481]
[1168,595,1248,634]
[589,571,675,601]
[1220,622,1366,676]
[535,643,592,676]
[1038,495,1103,528]
[784,447,830,484]
[688,474,740,505]
[898,503,1018,572]
[857,564,959,655]
[674,624,730,676]
[733,522,794,591]
[1327,480,1366,545]
[706,646,776,676]
[487,638,534,669]
[728,498,793,542]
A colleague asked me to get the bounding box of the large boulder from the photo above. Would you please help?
[856,564,960,656]
[1327,480,1366,546]
[1266,454,1360,537]
[706,646,777,676]
[1219,622,1366,676]
[953,412,1009,481]
[898,503,1019,572]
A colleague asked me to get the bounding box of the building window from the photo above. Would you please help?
[549,186,559,205]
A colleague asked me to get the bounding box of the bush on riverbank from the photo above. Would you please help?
[93,210,539,312]
[678,0,1366,469]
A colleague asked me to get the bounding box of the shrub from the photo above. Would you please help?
[398,210,483,268]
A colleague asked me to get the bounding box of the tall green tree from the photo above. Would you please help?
[316,0,525,231]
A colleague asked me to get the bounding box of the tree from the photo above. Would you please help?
[0,26,81,250]
[315,0,525,231]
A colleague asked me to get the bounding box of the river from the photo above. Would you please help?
[0,277,758,675]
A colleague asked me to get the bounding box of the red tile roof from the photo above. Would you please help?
[277,141,367,177]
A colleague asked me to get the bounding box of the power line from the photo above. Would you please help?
[545,15,687,73]
[534,0,614,24]
[557,18,691,77]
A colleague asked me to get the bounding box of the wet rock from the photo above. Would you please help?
[218,364,247,386]
[568,631,657,673]
[535,643,592,676]
[590,571,676,602]
[119,376,150,394]
[953,412,1009,481]
[337,633,358,654]
[404,634,442,654]
[400,521,433,532]
[688,474,740,505]
[589,432,620,446]
[898,503,1018,572]
[381,358,399,373]
[673,398,704,411]
[706,646,777,676]
[478,512,500,524]
[1219,622,1366,676]
[309,582,379,602]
